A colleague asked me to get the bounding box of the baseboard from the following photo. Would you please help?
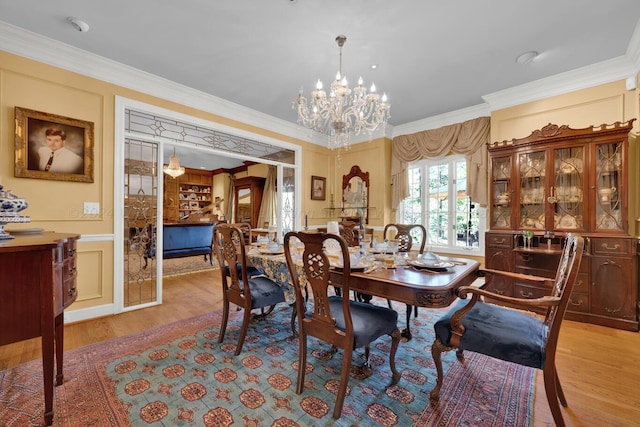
[64,303,117,324]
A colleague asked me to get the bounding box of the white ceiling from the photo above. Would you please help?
[1,1,640,169]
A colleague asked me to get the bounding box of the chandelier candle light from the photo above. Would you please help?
[294,35,390,150]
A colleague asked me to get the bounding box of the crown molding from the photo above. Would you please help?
[392,104,491,136]
[482,55,637,111]
[0,21,317,144]
[627,17,640,69]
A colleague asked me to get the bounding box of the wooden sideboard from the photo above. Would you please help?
[0,232,79,426]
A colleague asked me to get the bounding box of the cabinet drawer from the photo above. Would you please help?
[484,279,513,296]
[515,266,556,279]
[63,276,77,307]
[64,238,77,258]
[64,258,77,280]
[514,284,549,299]
[572,273,589,293]
[515,251,559,271]
[487,233,513,248]
[590,237,633,256]
[567,292,589,313]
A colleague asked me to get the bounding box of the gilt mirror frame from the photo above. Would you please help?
[342,165,370,224]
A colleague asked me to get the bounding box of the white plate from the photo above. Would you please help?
[558,215,578,229]
[409,260,455,270]
[259,248,284,255]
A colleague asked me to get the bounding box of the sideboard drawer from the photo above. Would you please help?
[572,273,589,293]
[567,292,590,313]
[487,233,513,248]
[514,284,549,299]
[590,237,633,256]
[515,251,559,272]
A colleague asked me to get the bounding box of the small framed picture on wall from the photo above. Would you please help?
[311,175,326,201]
[14,106,94,183]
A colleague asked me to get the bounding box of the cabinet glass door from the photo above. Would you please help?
[594,141,623,231]
[553,147,584,231]
[491,156,511,228]
[518,151,546,229]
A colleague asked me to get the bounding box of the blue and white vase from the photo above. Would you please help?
[0,185,28,216]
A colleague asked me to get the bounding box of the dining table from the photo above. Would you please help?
[247,247,480,310]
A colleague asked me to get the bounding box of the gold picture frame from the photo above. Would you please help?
[311,175,326,201]
[14,107,94,183]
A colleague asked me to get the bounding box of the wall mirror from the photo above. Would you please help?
[236,188,251,223]
[341,165,370,224]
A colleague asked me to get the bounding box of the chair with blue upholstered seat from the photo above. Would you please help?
[284,231,401,419]
[383,223,427,339]
[429,233,584,427]
[213,223,285,356]
[222,223,261,279]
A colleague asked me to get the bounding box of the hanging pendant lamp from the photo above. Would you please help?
[163,147,185,178]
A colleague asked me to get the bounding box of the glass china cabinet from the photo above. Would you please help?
[518,150,547,230]
[593,140,623,231]
[491,156,511,229]
[551,146,585,231]
[486,120,638,331]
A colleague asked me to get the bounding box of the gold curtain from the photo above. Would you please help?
[225,174,235,221]
[257,166,277,228]
[391,116,490,207]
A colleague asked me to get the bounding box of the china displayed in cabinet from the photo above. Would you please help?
[486,120,638,331]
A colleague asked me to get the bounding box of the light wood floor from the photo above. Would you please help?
[1,269,639,426]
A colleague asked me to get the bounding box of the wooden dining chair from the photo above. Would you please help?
[213,223,285,356]
[383,223,427,339]
[224,222,261,279]
[430,234,584,427]
[283,231,402,419]
[339,220,357,246]
[383,223,427,254]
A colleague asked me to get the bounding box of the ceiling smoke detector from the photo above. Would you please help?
[515,51,538,65]
[67,17,90,32]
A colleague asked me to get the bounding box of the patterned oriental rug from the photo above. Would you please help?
[0,301,534,426]
[126,254,218,278]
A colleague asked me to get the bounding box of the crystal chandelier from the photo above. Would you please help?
[294,35,390,150]
[163,147,185,178]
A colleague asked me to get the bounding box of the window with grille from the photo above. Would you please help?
[398,155,484,255]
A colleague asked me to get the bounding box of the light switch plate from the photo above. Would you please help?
[84,202,100,215]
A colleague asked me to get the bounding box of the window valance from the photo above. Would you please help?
[391,116,490,207]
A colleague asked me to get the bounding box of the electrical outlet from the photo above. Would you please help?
[84,202,100,215]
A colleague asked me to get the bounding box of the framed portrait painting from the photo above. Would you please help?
[311,175,326,201]
[14,107,94,183]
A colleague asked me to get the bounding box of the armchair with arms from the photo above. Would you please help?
[430,233,584,427]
